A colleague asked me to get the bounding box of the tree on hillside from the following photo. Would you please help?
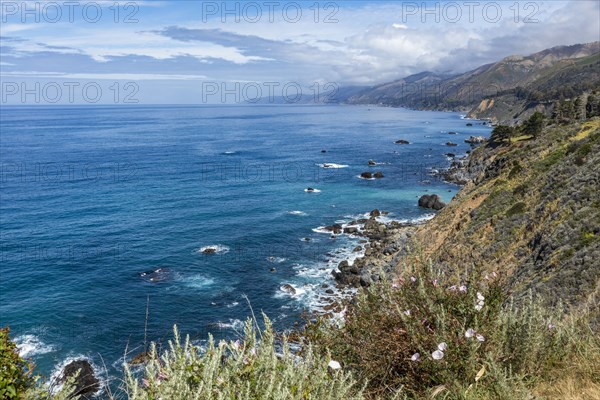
[522,112,545,138]
[586,93,600,119]
[491,125,515,144]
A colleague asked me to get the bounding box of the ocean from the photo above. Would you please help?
[0,104,490,383]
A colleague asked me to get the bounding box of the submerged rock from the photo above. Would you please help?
[280,284,296,295]
[446,142,458,147]
[139,267,172,283]
[418,194,446,210]
[395,139,410,145]
[368,159,377,166]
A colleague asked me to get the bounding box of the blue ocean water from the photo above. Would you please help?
[0,105,490,382]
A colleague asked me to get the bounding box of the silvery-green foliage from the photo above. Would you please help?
[124,315,364,400]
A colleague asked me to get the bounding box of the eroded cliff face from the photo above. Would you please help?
[398,119,600,311]
[466,96,555,126]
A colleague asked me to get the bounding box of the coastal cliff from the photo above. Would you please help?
[346,42,600,126]
[410,119,600,310]
[328,118,599,315]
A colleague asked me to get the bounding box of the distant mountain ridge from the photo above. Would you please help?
[345,41,600,124]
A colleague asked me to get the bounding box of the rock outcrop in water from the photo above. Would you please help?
[465,136,486,144]
[360,171,384,179]
[418,194,446,210]
[60,359,99,399]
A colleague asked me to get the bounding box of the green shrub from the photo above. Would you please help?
[124,317,364,400]
[508,163,523,179]
[537,148,566,170]
[305,262,600,399]
[512,184,529,197]
[581,231,597,246]
[306,263,506,398]
[506,202,527,217]
[0,328,34,399]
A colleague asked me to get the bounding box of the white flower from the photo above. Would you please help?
[411,353,420,361]
[476,334,485,342]
[432,350,444,360]
[492,271,498,278]
[404,309,411,316]
[465,328,476,338]
[437,342,448,352]
[547,323,555,330]
[448,285,457,291]
[475,302,484,311]
[477,292,485,301]
[328,360,341,370]
[459,285,467,292]
[410,276,417,282]
[249,347,257,356]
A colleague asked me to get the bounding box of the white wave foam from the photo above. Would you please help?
[15,335,55,358]
[357,175,376,180]
[304,188,321,193]
[181,274,216,289]
[267,256,286,263]
[197,244,230,254]
[277,283,310,298]
[287,210,308,216]
[317,163,349,169]
[226,301,239,308]
[213,319,244,331]
[369,162,390,165]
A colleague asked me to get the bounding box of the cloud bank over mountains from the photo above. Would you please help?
[1,0,598,102]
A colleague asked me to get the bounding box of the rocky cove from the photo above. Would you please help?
[309,151,479,318]
[309,206,441,318]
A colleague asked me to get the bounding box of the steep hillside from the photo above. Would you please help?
[343,71,448,107]
[347,42,600,123]
[403,118,600,310]
[468,52,600,124]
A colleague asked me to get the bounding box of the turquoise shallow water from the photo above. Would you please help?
[0,104,490,381]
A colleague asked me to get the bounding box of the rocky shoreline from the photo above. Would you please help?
[312,210,428,317]
[315,146,483,317]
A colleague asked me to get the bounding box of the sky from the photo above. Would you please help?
[1,0,599,104]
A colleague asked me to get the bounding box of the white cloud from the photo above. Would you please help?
[0,71,209,80]
[1,0,598,87]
